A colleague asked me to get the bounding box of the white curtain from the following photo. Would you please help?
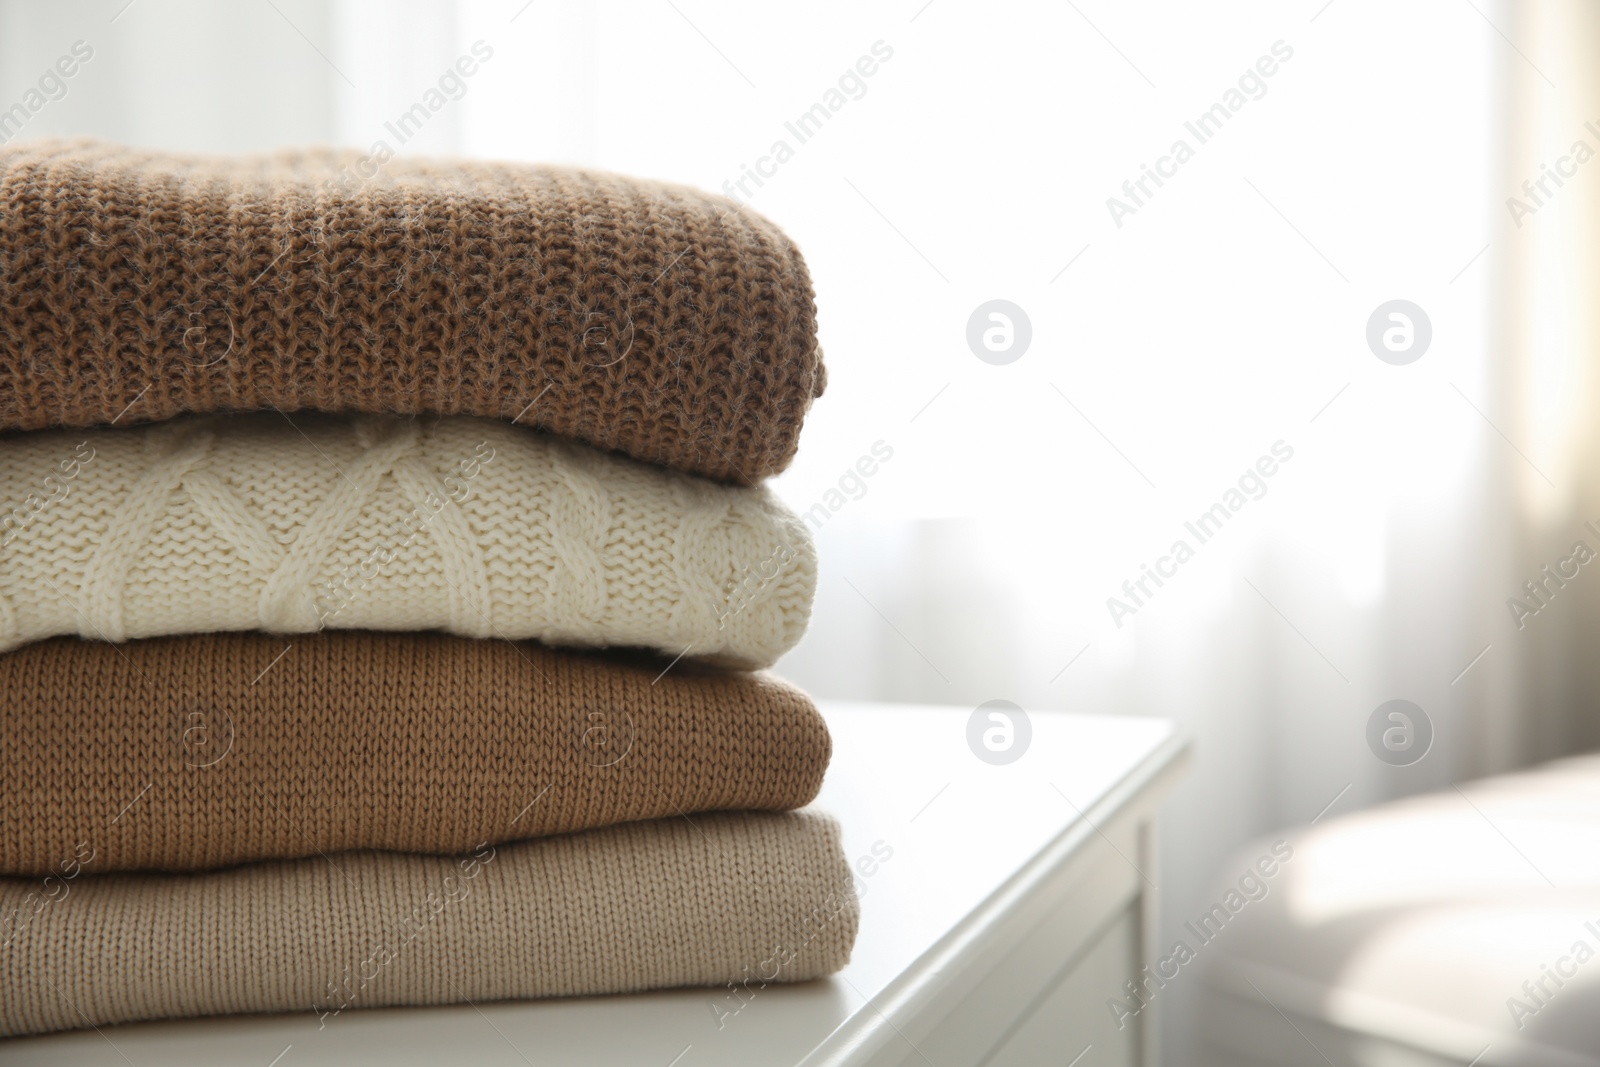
[0,0,336,150]
[1502,0,1600,768]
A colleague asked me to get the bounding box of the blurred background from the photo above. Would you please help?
[2,0,1592,1058]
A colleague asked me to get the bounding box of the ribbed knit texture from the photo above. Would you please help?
[0,631,832,876]
[0,412,814,667]
[0,139,825,485]
[0,810,858,1038]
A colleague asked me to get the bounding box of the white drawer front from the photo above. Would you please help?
[986,905,1140,1067]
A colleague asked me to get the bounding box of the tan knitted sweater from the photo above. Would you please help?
[0,810,858,1038]
[0,631,831,876]
[0,412,814,667]
[0,139,824,485]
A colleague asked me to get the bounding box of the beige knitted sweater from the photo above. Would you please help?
[0,811,858,1038]
[0,412,813,667]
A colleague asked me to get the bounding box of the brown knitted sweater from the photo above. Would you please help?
[0,632,831,876]
[0,140,824,484]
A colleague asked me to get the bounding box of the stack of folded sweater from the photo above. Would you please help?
[0,140,853,1038]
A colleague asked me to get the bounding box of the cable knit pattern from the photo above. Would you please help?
[0,632,831,876]
[0,412,815,667]
[0,139,825,485]
[0,811,859,1038]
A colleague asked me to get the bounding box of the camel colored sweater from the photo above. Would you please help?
[0,412,813,666]
[0,631,831,876]
[0,811,858,1038]
[0,139,824,485]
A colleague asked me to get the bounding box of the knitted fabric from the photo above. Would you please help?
[0,810,858,1037]
[0,139,824,485]
[0,412,814,667]
[0,631,831,876]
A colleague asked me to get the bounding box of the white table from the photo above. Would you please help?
[4,701,1189,1067]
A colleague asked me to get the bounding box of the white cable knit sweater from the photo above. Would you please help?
[0,413,815,668]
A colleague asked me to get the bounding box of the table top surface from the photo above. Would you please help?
[5,701,1188,1067]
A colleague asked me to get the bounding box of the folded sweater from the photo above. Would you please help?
[0,139,824,485]
[0,630,831,876]
[0,810,857,1038]
[0,412,813,666]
